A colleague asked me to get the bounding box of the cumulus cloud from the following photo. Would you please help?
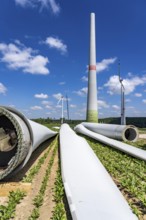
[34,93,48,99]
[53,93,63,100]
[74,87,88,97]
[0,42,49,75]
[44,37,67,54]
[0,83,7,94]
[70,104,76,108]
[59,81,66,85]
[125,99,131,102]
[98,100,109,108]
[104,75,146,95]
[96,57,117,73]
[112,105,120,110]
[30,106,43,110]
[135,93,142,97]
[41,100,52,105]
[142,99,146,104]
[45,105,52,109]
[15,0,60,14]
[15,0,30,7]
[81,76,88,82]
[48,0,60,14]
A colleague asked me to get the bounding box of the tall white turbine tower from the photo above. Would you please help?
[86,13,98,122]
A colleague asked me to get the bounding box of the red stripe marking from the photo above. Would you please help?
[89,65,96,71]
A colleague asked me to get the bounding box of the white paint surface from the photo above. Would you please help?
[60,124,137,220]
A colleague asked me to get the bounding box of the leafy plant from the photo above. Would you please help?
[28,141,58,219]
[23,136,58,183]
[0,189,26,220]
[84,135,146,219]
[51,169,66,220]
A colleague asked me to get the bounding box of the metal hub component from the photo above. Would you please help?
[0,107,31,180]
[0,128,17,152]
[0,106,57,180]
[81,122,139,142]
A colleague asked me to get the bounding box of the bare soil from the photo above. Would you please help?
[39,151,58,220]
[139,134,146,139]
[13,143,57,220]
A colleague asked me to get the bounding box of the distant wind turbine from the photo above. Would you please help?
[118,61,126,125]
[57,95,64,124]
[66,94,70,120]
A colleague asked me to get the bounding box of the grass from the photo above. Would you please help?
[83,135,146,219]
[138,128,146,134]
[126,138,146,150]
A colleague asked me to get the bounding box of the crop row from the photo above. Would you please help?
[0,137,58,220]
[28,143,58,220]
[51,168,67,220]
[23,136,58,183]
[85,136,146,219]
[0,190,26,220]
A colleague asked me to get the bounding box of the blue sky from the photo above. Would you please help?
[0,0,146,119]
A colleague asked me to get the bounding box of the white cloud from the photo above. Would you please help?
[0,83,7,94]
[81,76,88,82]
[112,105,120,110]
[98,86,103,90]
[70,104,76,108]
[48,0,60,14]
[59,81,66,85]
[104,75,146,95]
[15,0,60,14]
[53,93,63,100]
[41,100,52,105]
[127,106,135,109]
[34,93,48,99]
[15,0,30,7]
[98,100,109,108]
[96,57,117,73]
[30,106,43,110]
[135,93,142,97]
[44,37,67,54]
[128,72,133,77]
[74,87,88,97]
[45,105,52,109]
[0,42,49,75]
[142,99,146,104]
[125,99,131,102]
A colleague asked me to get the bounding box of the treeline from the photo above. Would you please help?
[32,117,146,128]
[100,117,146,128]
[32,118,84,127]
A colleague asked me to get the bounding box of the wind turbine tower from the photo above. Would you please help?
[86,13,98,122]
[118,61,126,125]
[57,96,64,124]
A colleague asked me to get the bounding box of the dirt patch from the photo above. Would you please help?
[39,151,58,219]
[13,143,56,220]
[139,134,146,139]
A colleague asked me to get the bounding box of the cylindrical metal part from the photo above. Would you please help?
[0,106,57,180]
[86,13,98,122]
[81,122,139,142]
[75,124,146,162]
